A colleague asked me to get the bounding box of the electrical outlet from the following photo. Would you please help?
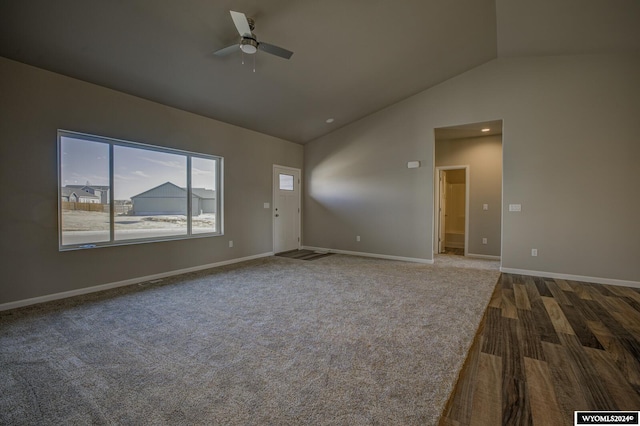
[531,248,538,257]
[482,238,487,245]
[356,236,361,242]
[229,240,234,248]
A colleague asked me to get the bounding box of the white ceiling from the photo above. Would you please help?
[1,0,638,144]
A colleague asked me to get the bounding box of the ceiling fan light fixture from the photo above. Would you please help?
[240,38,258,54]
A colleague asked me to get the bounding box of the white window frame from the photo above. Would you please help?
[57,130,223,251]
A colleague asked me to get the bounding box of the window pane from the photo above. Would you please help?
[191,157,217,234]
[59,130,223,250]
[279,174,294,191]
[114,146,187,241]
[60,136,110,246]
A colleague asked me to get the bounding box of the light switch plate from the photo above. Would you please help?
[509,204,522,212]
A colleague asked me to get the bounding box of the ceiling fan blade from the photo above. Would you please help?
[230,11,252,37]
[258,42,293,59]
[213,44,240,57]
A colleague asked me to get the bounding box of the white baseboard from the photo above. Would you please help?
[500,267,640,289]
[0,252,274,312]
[466,253,501,260]
[302,246,433,264]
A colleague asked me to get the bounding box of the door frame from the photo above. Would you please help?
[434,165,470,256]
[272,164,302,253]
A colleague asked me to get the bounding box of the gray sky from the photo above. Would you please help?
[60,136,216,200]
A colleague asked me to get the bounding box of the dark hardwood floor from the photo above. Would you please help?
[444,247,465,256]
[440,273,640,426]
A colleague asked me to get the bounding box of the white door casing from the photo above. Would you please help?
[273,165,301,253]
[438,169,446,253]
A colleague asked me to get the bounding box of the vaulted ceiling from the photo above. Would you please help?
[1,0,638,144]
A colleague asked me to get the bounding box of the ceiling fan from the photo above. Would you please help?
[214,11,293,60]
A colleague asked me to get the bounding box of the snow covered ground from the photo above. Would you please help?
[61,210,216,245]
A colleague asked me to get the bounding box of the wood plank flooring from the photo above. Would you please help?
[440,273,640,426]
[444,247,465,256]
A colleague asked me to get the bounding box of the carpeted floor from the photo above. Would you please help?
[0,254,500,425]
[434,254,501,271]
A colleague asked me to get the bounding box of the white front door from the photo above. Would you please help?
[273,165,301,253]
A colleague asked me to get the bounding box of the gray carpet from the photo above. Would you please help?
[0,254,500,425]
[434,253,501,271]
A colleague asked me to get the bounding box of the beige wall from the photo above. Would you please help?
[304,53,640,283]
[2,51,639,307]
[436,135,502,257]
[0,57,303,305]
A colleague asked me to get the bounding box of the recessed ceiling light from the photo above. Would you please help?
[481,128,490,132]
[325,118,335,124]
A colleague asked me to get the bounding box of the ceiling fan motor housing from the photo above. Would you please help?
[240,36,258,54]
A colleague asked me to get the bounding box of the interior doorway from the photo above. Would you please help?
[436,167,469,255]
[433,119,503,261]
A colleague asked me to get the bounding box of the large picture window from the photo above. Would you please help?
[58,130,222,250]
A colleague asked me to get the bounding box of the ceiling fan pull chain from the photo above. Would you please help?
[253,54,256,72]
[241,50,245,65]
